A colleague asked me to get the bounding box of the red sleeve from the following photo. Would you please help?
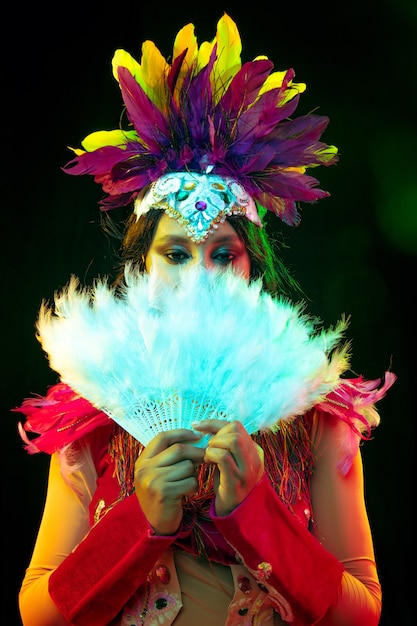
[210,473,344,625]
[48,494,179,626]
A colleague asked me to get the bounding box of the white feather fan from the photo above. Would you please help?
[36,266,350,446]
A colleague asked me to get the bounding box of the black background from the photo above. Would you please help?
[3,1,416,624]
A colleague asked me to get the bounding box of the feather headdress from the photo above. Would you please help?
[63,13,338,227]
[36,267,350,446]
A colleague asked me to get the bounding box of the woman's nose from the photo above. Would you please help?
[192,250,213,270]
[200,257,217,270]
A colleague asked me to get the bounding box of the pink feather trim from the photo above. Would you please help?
[314,371,396,474]
[13,382,111,454]
[14,373,395,457]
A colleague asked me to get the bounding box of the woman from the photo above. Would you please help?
[16,13,394,626]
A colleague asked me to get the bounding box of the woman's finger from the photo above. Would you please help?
[140,428,204,459]
[192,418,231,436]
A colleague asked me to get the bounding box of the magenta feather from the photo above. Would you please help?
[217,59,274,120]
[118,67,171,153]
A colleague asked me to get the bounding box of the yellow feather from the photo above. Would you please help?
[112,45,169,111]
[196,40,214,72]
[68,147,85,156]
[233,55,307,107]
[310,145,339,165]
[259,69,287,91]
[140,41,170,110]
[112,49,141,84]
[173,23,198,67]
[172,23,198,103]
[279,83,307,105]
[282,166,306,174]
[81,130,138,152]
[258,70,306,102]
[211,13,242,101]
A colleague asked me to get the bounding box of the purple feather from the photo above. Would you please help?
[259,169,330,201]
[118,67,171,153]
[233,94,300,155]
[167,48,188,94]
[63,145,136,177]
[219,59,274,115]
[175,46,216,146]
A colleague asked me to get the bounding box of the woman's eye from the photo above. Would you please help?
[212,249,235,265]
[165,249,189,263]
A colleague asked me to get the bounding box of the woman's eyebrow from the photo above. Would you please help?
[155,234,239,245]
[154,235,190,244]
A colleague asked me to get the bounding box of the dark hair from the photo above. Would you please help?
[103,208,302,299]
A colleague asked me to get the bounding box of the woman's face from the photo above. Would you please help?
[145,213,251,284]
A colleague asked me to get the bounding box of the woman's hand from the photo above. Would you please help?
[193,419,264,517]
[134,429,205,535]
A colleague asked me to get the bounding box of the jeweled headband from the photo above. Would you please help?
[63,13,338,240]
